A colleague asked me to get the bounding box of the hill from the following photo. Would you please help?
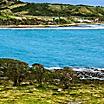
[0,0,104,26]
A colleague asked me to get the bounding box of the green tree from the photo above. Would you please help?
[0,58,29,86]
[31,63,45,85]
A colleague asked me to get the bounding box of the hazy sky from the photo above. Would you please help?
[22,0,104,6]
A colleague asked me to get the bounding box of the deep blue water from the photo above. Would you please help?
[0,28,104,68]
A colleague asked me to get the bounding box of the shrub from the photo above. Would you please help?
[0,58,29,86]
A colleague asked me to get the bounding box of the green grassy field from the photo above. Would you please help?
[0,83,104,104]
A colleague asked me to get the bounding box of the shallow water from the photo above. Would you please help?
[0,28,104,68]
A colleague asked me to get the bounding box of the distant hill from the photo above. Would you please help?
[0,0,104,25]
[11,3,104,17]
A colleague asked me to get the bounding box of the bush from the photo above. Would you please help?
[0,58,29,86]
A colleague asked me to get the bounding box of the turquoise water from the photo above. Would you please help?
[0,28,104,68]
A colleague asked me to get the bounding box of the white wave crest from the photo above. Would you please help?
[45,67,62,70]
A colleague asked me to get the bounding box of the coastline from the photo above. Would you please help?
[46,66,104,80]
[0,23,104,80]
[0,24,78,28]
[0,22,103,28]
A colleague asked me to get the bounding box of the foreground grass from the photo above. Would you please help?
[0,83,104,104]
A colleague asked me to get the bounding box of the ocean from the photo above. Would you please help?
[0,26,104,68]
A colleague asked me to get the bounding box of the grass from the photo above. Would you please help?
[0,83,104,104]
[9,3,26,9]
[0,84,69,104]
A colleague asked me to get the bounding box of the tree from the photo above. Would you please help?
[0,58,29,86]
[31,63,45,85]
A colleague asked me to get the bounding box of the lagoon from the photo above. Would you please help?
[0,28,104,68]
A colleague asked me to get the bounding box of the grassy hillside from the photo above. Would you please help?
[11,3,104,17]
[0,0,104,25]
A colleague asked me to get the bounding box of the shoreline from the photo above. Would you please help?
[0,24,78,28]
[46,66,104,80]
[0,23,103,28]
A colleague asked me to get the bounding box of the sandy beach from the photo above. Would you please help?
[0,23,81,28]
[0,22,102,28]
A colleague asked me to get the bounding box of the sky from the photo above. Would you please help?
[22,0,104,6]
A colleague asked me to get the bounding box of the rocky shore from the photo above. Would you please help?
[49,67,104,81]
[73,67,104,80]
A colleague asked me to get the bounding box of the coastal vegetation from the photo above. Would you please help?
[0,0,104,26]
[0,58,104,104]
